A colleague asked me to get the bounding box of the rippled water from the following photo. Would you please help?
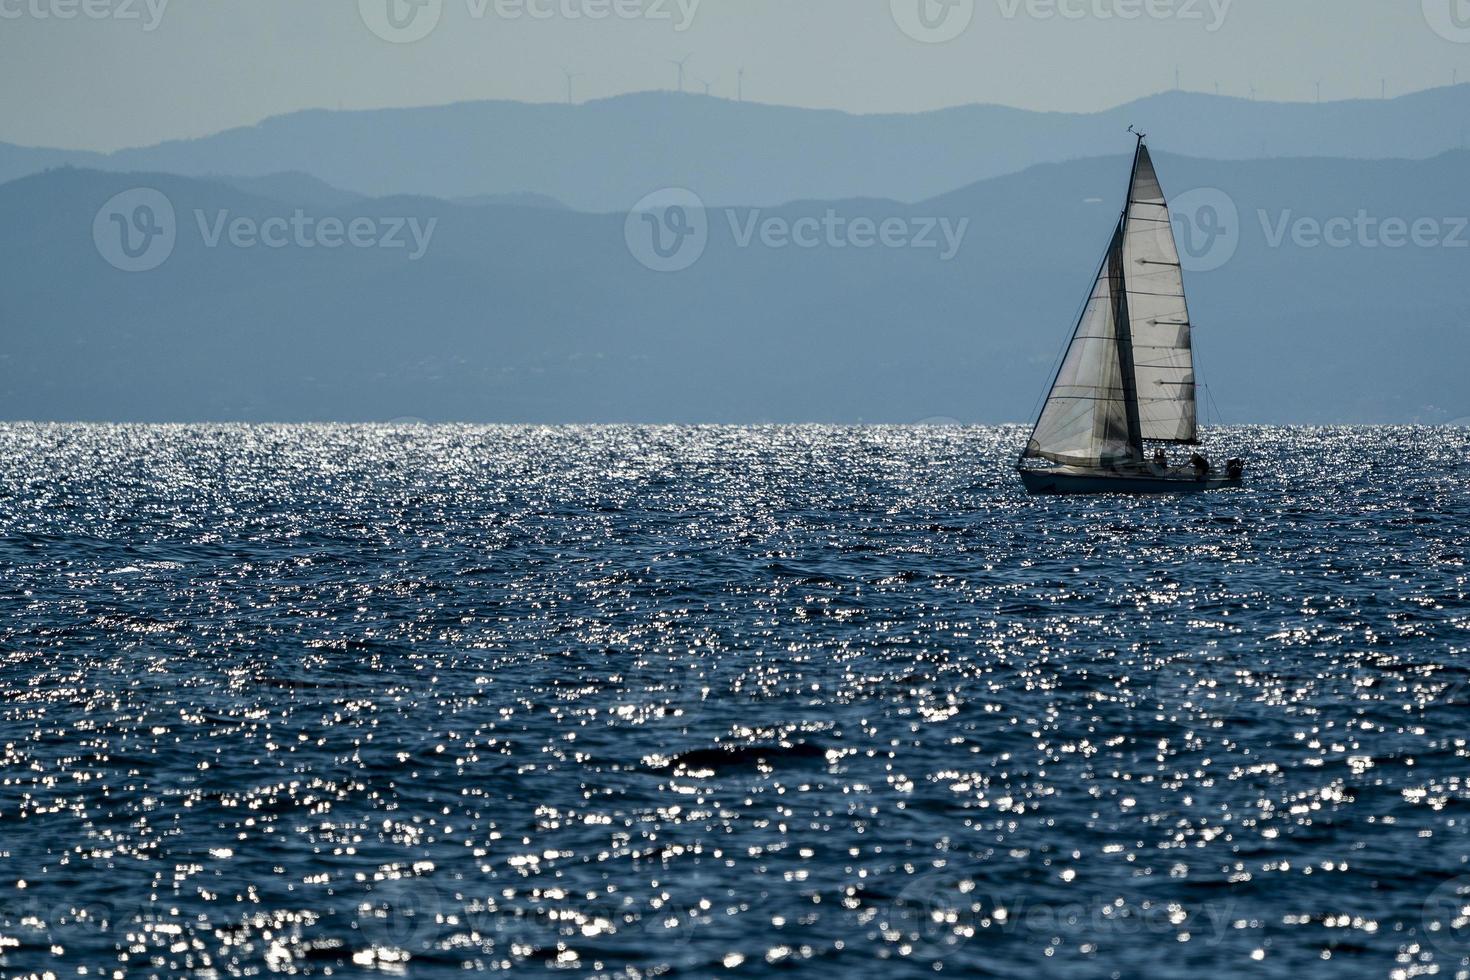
[1,424,1468,979]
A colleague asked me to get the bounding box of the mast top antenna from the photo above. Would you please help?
[1128,125,1147,142]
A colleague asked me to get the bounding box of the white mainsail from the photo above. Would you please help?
[1122,145,1198,444]
[1023,137,1198,467]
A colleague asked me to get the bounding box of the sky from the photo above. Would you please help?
[1,0,1467,151]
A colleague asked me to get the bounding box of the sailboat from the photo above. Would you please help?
[1017,132,1243,496]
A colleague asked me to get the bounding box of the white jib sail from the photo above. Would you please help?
[1024,226,1140,467]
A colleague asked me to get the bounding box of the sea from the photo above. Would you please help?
[1,423,1467,979]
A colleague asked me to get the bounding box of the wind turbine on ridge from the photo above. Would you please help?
[561,68,584,105]
[669,54,692,93]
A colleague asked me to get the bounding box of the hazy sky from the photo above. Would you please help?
[2,0,1466,151]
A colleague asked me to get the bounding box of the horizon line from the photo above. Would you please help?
[0,421,1460,429]
[9,81,1468,157]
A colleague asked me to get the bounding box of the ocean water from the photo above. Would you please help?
[1,423,1468,980]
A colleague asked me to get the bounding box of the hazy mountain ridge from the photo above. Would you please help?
[3,86,1469,212]
[211,172,368,209]
[2,150,1466,424]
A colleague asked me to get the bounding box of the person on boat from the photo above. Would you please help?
[1189,453,1211,479]
[1153,448,1168,469]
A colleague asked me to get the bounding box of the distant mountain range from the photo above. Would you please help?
[3,87,1469,212]
[3,151,1465,424]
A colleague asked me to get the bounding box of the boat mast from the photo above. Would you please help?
[1113,130,1146,462]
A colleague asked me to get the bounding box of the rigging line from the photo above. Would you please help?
[1201,383,1228,428]
[1191,317,1222,429]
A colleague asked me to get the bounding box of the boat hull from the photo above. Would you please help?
[1019,468,1243,496]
